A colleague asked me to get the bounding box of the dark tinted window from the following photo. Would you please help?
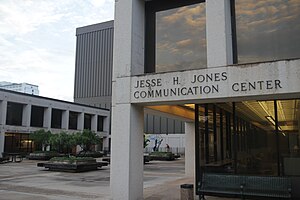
[97,116,104,132]
[235,0,300,63]
[30,106,44,127]
[69,111,78,130]
[6,102,23,126]
[84,114,92,130]
[156,3,206,72]
[51,109,62,129]
[145,0,206,73]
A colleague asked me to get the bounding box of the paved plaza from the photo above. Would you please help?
[0,158,232,200]
[0,158,187,200]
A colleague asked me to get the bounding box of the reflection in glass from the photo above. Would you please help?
[235,0,300,63]
[156,3,206,72]
[196,99,300,176]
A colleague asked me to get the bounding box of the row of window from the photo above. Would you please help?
[145,0,300,73]
[5,102,104,131]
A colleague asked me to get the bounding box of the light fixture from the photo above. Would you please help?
[265,116,276,126]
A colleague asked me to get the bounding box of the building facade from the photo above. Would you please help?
[0,89,110,157]
[74,21,187,153]
[0,82,39,95]
[111,0,300,199]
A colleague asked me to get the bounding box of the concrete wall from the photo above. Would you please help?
[0,89,110,157]
[74,21,114,109]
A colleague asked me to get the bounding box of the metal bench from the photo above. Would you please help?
[199,173,245,199]
[199,173,291,199]
[243,176,291,199]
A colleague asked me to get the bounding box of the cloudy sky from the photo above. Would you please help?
[0,0,114,101]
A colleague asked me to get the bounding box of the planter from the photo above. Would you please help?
[76,151,103,158]
[28,151,59,160]
[37,157,108,172]
[149,152,176,161]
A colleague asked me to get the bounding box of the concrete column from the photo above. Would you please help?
[0,131,5,157]
[62,110,69,130]
[22,104,31,127]
[110,104,144,200]
[43,107,52,129]
[185,122,195,177]
[103,116,110,133]
[0,100,7,125]
[91,114,97,132]
[112,0,145,198]
[206,0,233,67]
[0,101,7,157]
[77,112,84,131]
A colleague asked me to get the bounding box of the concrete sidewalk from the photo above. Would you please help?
[0,158,231,200]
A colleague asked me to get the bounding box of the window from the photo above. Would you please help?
[30,106,44,127]
[69,111,78,130]
[97,116,104,132]
[6,102,23,126]
[234,0,300,64]
[84,114,92,130]
[51,109,62,129]
[145,0,206,73]
[196,99,300,178]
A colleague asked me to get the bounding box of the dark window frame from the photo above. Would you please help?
[145,0,206,73]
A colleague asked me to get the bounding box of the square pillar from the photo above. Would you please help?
[62,110,69,130]
[91,114,97,132]
[43,107,51,129]
[110,104,144,200]
[206,0,233,67]
[22,104,31,127]
[112,0,145,199]
[0,131,5,157]
[185,122,195,177]
[0,100,8,125]
[77,112,84,131]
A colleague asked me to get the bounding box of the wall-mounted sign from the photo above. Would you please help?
[131,60,300,103]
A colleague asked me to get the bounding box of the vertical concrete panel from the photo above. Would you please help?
[110,104,144,200]
[22,104,31,127]
[91,114,97,132]
[112,0,145,198]
[43,107,52,129]
[77,112,84,131]
[0,131,4,158]
[185,122,195,177]
[62,110,69,130]
[0,100,7,125]
[206,0,233,67]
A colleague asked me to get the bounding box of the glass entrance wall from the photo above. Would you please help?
[4,133,33,153]
[196,99,300,181]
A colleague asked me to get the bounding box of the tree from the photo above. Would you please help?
[49,131,76,153]
[29,129,52,151]
[74,129,102,152]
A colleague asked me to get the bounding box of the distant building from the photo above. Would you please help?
[0,89,110,156]
[0,82,39,95]
[74,21,186,154]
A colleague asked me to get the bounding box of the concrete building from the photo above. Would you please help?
[0,89,110,157]
[74,21,187,154]
[111,0,300,199]
[0,82,39,95]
